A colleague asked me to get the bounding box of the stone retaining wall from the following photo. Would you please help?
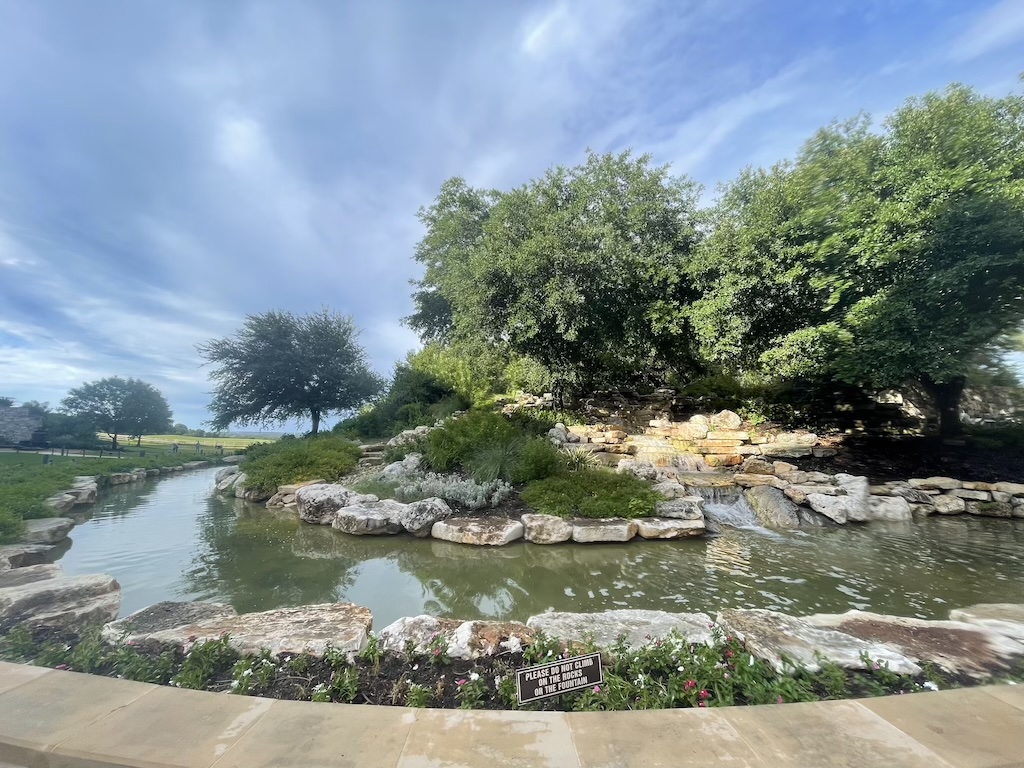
[0,406,43,444]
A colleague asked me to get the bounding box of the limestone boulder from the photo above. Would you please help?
[740,457,776,475]
[430,517,524,546]
[527,609,715,650]
[635,518,704,539]
[21,518,74,545]
[806,494,850,525]
[222,454,247,464]
[654,498,704,520]
[908,477,962,491]
[743,487,800,528]
[992,482,1024,496]
[571,518,637,543]
[932,494,966,515]
[949,604,1024,643]
[867,496,912,522]
[0,573,121,632]
[379,453,423,482]
[651,480,689,499]
[377,615,461,654]
[965,501,1014,518]
[102,601,238,644]
[0,564,63,588]
[803,609,1024,679]
[67,482,98,505]
[716,608,919,675]
[0,543,54,569]
[146,603,372,656]
[45,493,77,513]
[332,506,403,536]
[214,466,239,484]
[447,620,536,659]
[295,484,377,526]
[109,472,133,485]
[521,514,573,544]
[393,497,453,537]
[835,474,871,522]
[710,410,743,430]
[216,472,242,493]
[733,474,787,489]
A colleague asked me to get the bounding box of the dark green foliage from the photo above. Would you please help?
[242,435,362,494]
[336,363,469,439]
[522,469,662,519]
[198,308,384,435]
[60,377,172,450]
[419,410,563,484]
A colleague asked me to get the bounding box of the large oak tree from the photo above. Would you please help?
[60,377,172,449]
[198,309,383,435]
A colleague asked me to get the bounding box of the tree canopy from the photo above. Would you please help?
[688,83,1024,433]
[403,80,1024,433]
[409,150,702,398]
[60,377,173,449]
[198,309,383,435]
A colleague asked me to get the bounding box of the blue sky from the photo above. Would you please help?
[1,0,1022,429]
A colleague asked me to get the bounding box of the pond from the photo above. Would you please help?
[53,467,1024,628]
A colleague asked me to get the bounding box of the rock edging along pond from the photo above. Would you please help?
[2,596,1023,711]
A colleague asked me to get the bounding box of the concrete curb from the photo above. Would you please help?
[1,661,1021,767]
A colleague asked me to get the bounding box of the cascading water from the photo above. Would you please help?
[685,484,765,531]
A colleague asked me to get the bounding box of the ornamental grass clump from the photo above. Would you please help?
[521,469,662,519]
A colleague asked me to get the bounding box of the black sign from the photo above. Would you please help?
[516,652,603,704]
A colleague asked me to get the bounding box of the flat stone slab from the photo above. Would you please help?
[145,603,372,656]
[0,573,121,631]
[430,517,524,546]
[527,609,715,650]
[0,564,63,588]
[0,543,55,569]
[21,518,74,545]
[571,518,637,542]
[716,608,921,674]
[520,513,573,544]
[654,498,704,520]
[804,609,1024,679]
[949,603,1024,643]
[635,517,705,539]
[101,601,238,644]
[221,454,246,464]
[744,486,800,528]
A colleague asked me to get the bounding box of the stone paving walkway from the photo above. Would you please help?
[1,661,1022,767]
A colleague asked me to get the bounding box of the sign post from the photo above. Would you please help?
[516,652,603,704]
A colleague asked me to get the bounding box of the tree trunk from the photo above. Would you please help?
[310,409,321,436]
[136,435,142,446]
[921,375,966,437]
[111,434,119,450]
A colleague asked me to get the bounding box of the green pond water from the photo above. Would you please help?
[53,467,1024,627]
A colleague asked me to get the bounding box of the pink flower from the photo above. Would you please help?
[777,695,784,704]
[725,650,734,658]
[698,702,707,708]
[699,689,710,700]
[55,664,70,671]
[456,679,467,687]
[685,679,697,690]
[592,685,601,694]
[433,649,442,656]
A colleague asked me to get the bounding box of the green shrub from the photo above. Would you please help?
[509,439,564,484]
[521,469,662,519]
[243,435,362,493]
[0,507,24,542]
[422,412,563,484]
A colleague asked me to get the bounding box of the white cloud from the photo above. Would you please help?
[950,0,1024,61]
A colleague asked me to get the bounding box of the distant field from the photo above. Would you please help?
[137,435,274,449]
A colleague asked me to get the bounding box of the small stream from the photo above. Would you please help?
[52,467,1024,628]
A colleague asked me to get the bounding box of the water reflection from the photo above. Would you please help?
[54,467,1024,627]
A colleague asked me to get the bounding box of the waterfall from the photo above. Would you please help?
[684,483,764,531]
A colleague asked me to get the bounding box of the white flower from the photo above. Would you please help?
[677,666,685,673]
[412,664,419,671]
[922,681,939,692]
[469,672,480,682]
